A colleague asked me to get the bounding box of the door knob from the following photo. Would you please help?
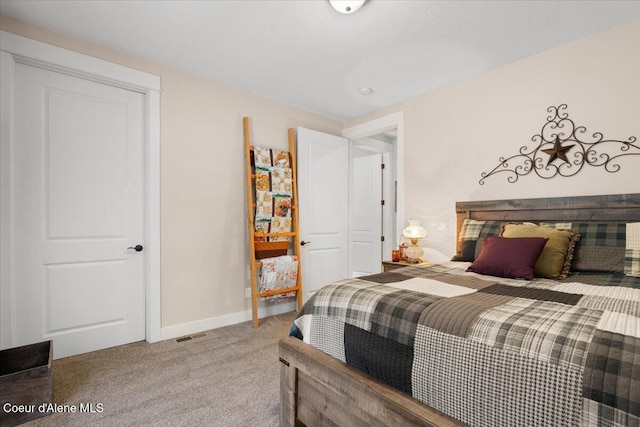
[300,241,311,246]
[127,245,144,252]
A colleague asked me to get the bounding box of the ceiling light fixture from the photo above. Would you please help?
[359,87,374,95]
[329,0,366,14]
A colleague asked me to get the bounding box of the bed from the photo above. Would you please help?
[279,193,640,427]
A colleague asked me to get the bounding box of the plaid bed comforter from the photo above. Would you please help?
[291,262,640,427]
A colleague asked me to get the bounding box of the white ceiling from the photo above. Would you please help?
[1,1,638,121]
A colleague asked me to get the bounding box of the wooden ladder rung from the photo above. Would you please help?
[257,286,300,298]
[255,231,297,237]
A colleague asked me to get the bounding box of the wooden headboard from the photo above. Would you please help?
[455,193,640,248]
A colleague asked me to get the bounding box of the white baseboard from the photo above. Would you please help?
[156,300,296,342]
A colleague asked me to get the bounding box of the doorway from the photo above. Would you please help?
[349,133,396,277]
[343,112,404,277]
[296,113,404,296]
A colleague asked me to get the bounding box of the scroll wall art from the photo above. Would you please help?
[479,104,639,184]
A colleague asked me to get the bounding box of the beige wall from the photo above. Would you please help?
[2,15,638,332]
[0,16,342,329]
[345,19,640,261]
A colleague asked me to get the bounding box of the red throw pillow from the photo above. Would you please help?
[466,236,548,280]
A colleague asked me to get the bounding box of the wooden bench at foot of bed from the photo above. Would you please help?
[279,336,462,427]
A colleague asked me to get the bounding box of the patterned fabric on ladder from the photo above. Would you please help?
[253,146,293,242]
[260,255,298,301]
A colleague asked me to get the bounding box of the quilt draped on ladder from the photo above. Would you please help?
[260,255,298,302]
[253,146,293,242]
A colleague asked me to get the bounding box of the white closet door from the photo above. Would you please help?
[12,62,146,358]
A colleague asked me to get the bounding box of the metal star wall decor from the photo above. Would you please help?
[479,104,639,185]
[541,136,574,165]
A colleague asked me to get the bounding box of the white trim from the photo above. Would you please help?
[0,31,162,346]
[145,90,162,343]
[342,112,405,251]
[0,31,160,92]
[160,302,296,341]
[0,51,16,349]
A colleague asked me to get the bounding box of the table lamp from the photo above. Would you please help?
[403,221,426,262]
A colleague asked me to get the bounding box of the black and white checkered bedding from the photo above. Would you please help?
[291,262,640,427]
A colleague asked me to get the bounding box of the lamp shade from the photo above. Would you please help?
[403,221,425,261]
[403,221,426,240]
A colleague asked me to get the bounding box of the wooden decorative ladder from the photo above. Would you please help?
[243,117,304,328]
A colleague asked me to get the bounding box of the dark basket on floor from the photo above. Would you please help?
[0,341,52,426]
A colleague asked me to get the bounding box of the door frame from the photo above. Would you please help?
[0,31,162,346]
[342,112,405,263]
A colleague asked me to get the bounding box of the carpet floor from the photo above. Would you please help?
[25,311,296,427]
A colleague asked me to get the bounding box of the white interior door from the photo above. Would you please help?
[297,128,349,301]
[10,62,146,358]
[350,152,382,277]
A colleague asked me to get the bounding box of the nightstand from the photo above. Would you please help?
[382,260,424,272]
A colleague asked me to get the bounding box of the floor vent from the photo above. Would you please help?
[176,332,207,343]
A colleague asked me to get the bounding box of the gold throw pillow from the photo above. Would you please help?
[501,223,580,280]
